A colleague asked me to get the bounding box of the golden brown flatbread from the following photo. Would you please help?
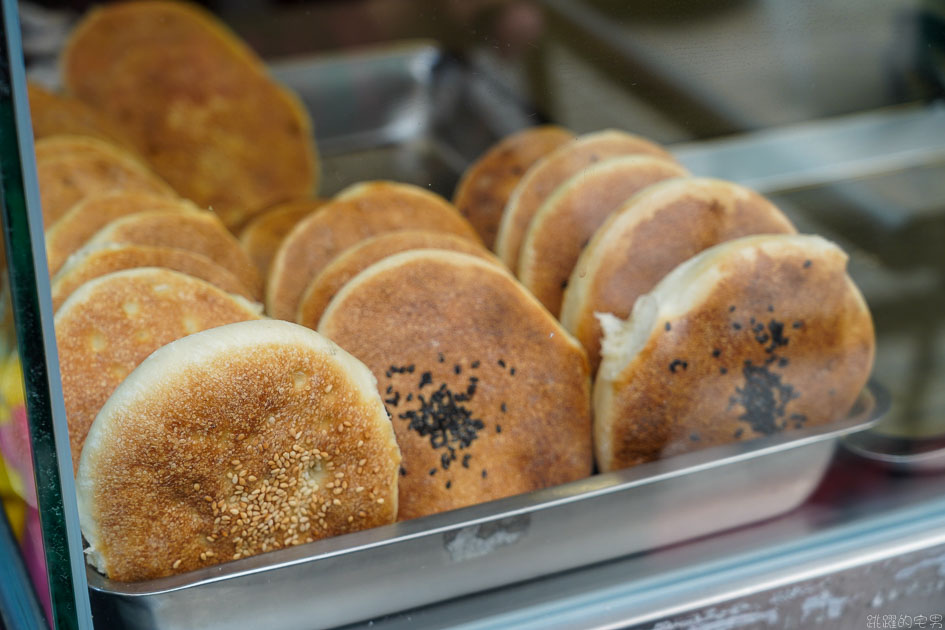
[494,129,675,271]
[45,191,197,276]
[561,177,796,371]
[518,155,688,315]
[55,268,262,474]
[85,210,263,300]
[28,82,136,151]
[594,234,875,472]
[319,250,591,520]
[62,1,319,231]
[52,243,253,311]
[453,126,575,248]
[76,319,401,581]
[297,230,499,329]
[36,135,175,228]
[267,181,480,321]
[239,199,324,279]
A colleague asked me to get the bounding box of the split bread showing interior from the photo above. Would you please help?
[76,319,401,582]
[594,234,875,472]
[318,250,592,521]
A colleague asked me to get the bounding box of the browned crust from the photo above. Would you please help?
[27,82,137,151]
[52,243,254,311]
[87,210,263,300]
[518,156,688,315]
[319,250,592,520]
[55,268,261,475]
[45,191,196,276]
[453,126,575,248]
[494,130,675,270]
[298,230,499,329]
[267,182,480,321]
[594,236,875,471]
[36,135,176,228]
[61,1,319,231]
[563,178,796,372]
[76,320,400,581]
[239,199,325,279]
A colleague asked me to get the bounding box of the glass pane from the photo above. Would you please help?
[0,1,90,628]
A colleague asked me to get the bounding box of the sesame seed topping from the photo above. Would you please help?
[172,559,182,569]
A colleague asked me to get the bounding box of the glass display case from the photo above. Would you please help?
[1,1,944,629]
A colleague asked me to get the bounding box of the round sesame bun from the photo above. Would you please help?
[76,319,400,582]
[62,1,320,231]
[453,126,575,248]
[267,181,480,321]
[593,234,875,472]
[45,191,198,276]
[28,82,136,151]
[518,156,688,315]
[562,178,797,372]
[52,243,253,311]
[297,230,500,329]
[55,268,262,474]
[35,135,175,228]
[319,250,592,521]
[494,129,675,271]
[239,198,325,279]
[85,210,263,300]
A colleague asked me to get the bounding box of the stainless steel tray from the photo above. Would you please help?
[81,43,892,628]
[87,381,887,630]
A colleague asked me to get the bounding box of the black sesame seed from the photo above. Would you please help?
[454,365,462,375]
[462,454,471,468]
[768,304,775,312]
[400,466,407,476]
[734,428,744,439]
[792,321,803,329]
[665,322,672,331]
[729,305,736,312]
[669,359,687,373]
[496,424,502,433]
[407,364,415,373]
[419,372,433,388]
[446,480,452,489]
[732,322,742,330]
[406,393,413,402]
[482,470,487,479]
[471,360,480,369]
[720,367,728,375]
[429,468,437,476]
[510,367,516,376]
[560,280,568,290]
[498,359,506,368]
[689,433,700,442]
[438,353,445,363]
[803,260,812,268]
[385,385,393,394]
[500,402,507,413]
[712,349,721,358]
[385,370,392,378]
[778,357,789,367]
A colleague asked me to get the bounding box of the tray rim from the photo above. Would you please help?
[87,379,890,598]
